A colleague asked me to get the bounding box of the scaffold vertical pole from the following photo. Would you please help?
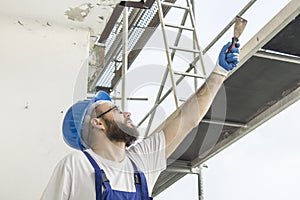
[121,7,128,110]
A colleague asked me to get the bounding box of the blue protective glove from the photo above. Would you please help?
[218,42,240,71]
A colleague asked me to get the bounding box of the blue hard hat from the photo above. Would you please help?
[62,90,111,150]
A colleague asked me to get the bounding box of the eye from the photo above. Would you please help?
[115,106,123,114]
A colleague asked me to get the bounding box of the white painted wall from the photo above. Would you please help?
[0,14,90,199]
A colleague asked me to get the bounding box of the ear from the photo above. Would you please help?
[91,118,105,130]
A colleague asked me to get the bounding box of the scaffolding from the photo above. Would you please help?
[86,0,300,198]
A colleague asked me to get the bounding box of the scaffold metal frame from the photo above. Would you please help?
[82,0,300,199]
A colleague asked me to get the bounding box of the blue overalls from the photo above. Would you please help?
[83,151,153,200]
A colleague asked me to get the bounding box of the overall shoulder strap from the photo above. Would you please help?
[82,151,103,200]
[129,159,151,199]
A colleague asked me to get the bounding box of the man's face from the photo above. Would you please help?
[96,102,139,146]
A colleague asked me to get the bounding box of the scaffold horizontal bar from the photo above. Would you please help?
[165,23,194,31]
[169,46,200,53]
[161,2,189,10]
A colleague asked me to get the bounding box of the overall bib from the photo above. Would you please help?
[83,151,153,200]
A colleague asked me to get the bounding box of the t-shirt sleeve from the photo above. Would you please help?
[40,157,72,200]
[127,131,167,195]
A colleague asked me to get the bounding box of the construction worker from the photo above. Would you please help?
[41,41,240,200]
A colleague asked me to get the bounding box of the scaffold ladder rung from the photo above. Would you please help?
[169,46,200,53]
[160,2,190,10]
[165,23,194,31]
[174,71,206,79]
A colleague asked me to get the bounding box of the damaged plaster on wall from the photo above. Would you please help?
[65,3,93,22]
[64,1,121,23]
[63,1,121,40]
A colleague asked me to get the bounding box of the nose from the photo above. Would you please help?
[123,111,131,118]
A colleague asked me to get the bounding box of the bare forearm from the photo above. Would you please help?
[163,72,226,158]
[194,72,226,122]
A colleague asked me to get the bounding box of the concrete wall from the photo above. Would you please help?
[0,14,90,199]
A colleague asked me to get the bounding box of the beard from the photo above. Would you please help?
[103,117,138,147]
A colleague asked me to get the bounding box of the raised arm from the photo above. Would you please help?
[162,42,240,158]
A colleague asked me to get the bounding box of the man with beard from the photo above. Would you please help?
[41,42,240,200]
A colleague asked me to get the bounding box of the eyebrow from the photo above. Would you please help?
[96,105,117,118]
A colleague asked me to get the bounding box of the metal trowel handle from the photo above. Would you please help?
[227,37,239,53]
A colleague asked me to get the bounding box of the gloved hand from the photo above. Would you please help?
[213,41,240,77]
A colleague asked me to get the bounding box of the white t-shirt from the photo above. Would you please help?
[41,132,166,200]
